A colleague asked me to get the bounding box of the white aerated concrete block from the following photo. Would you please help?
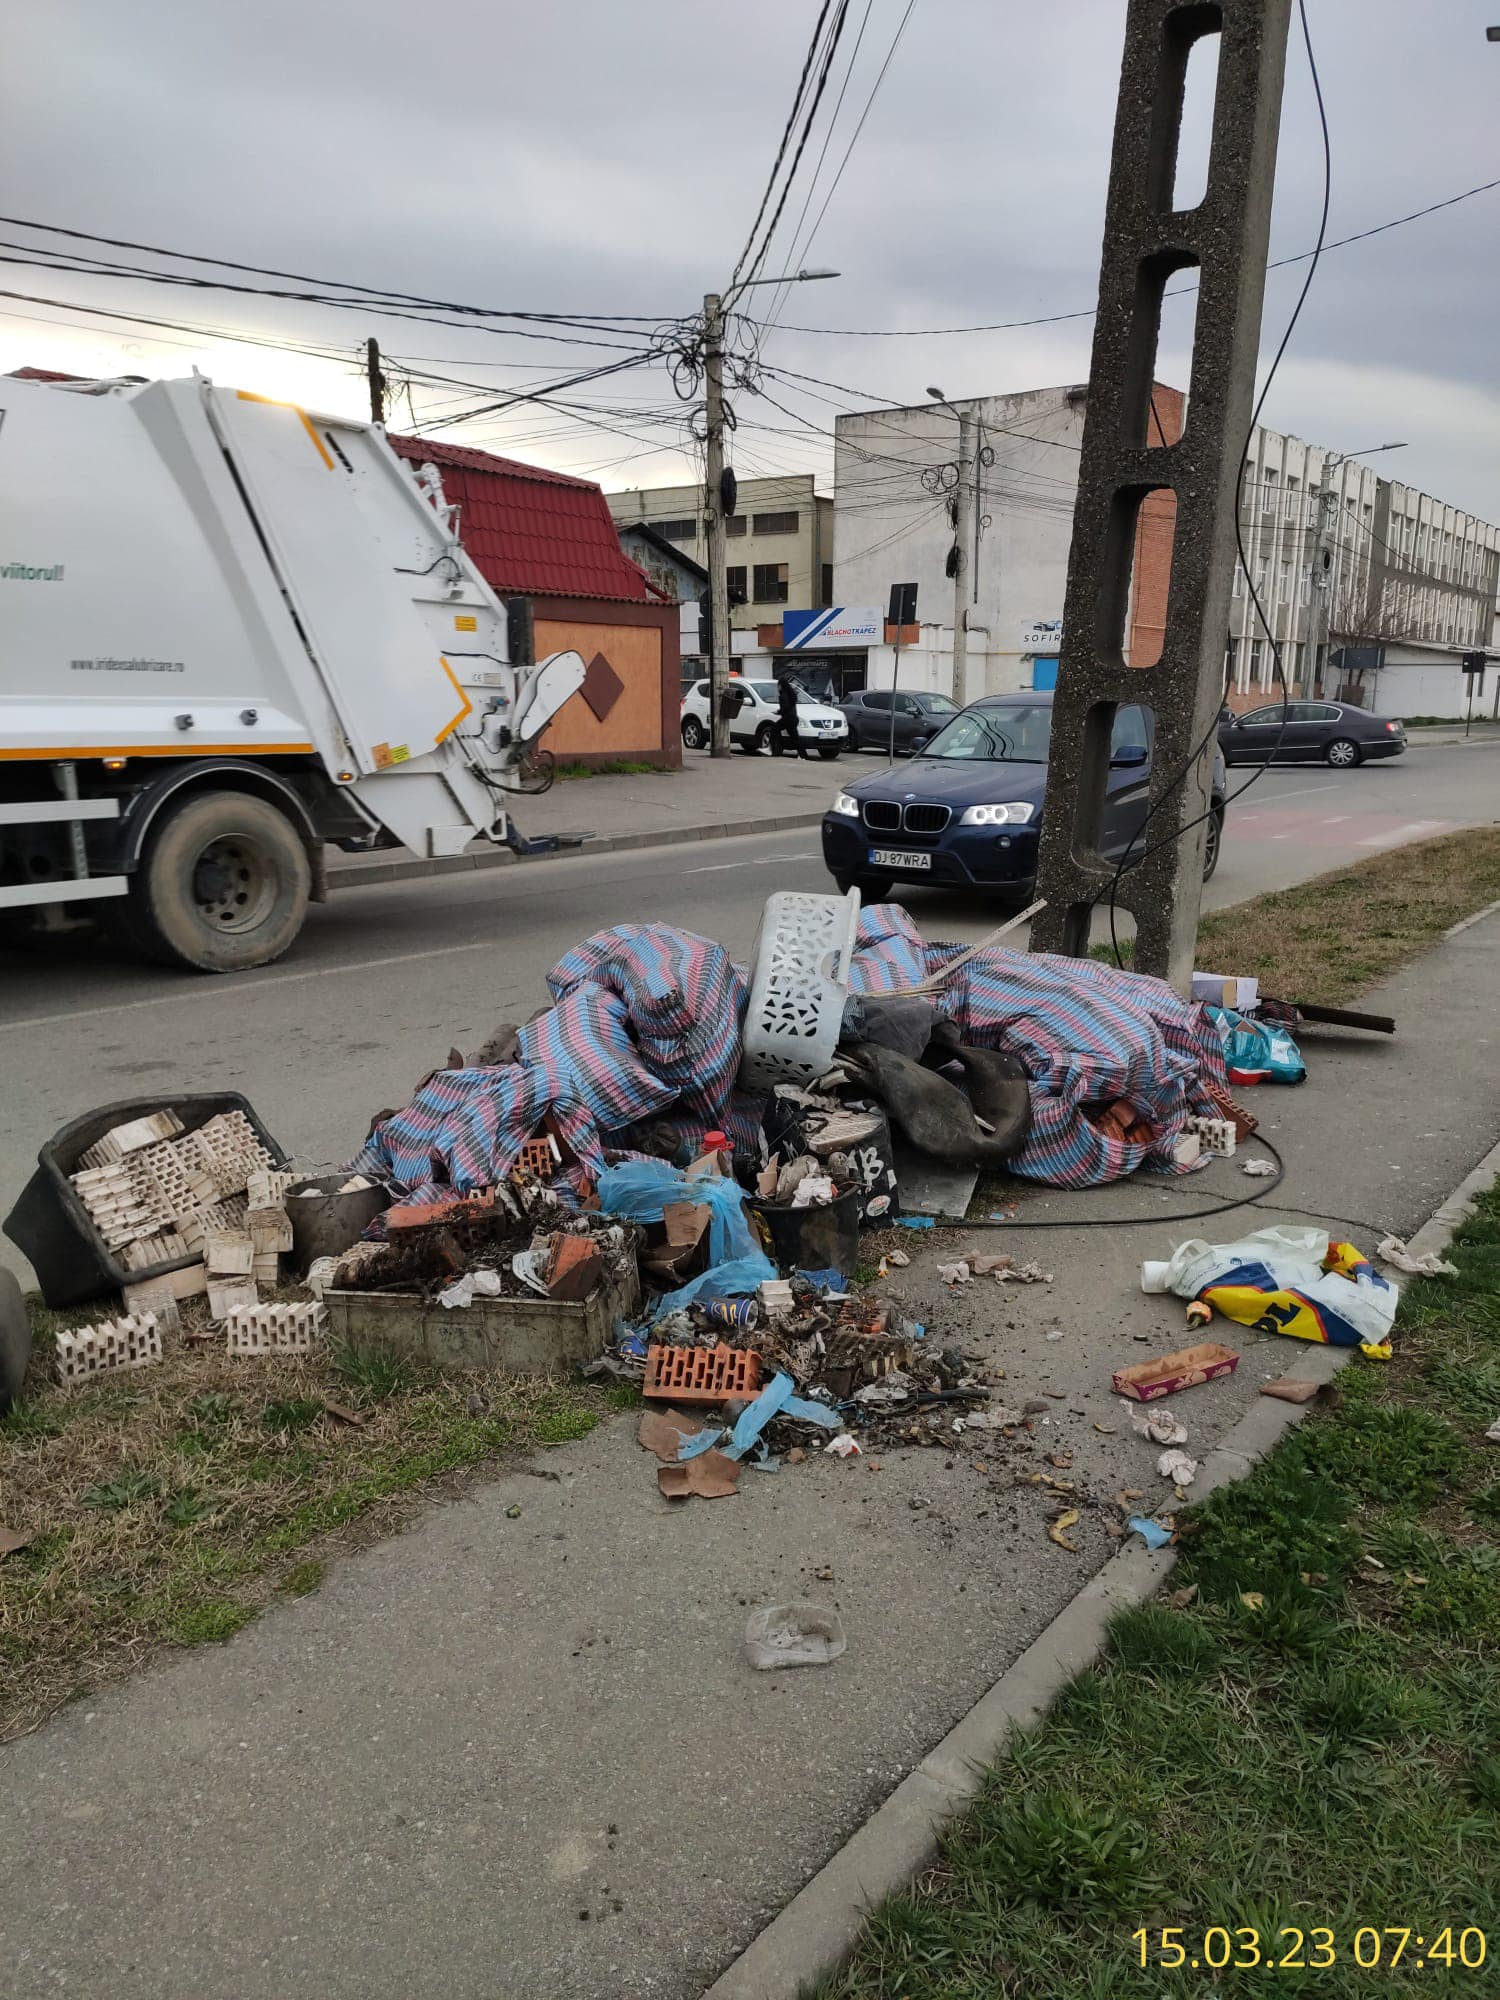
[1185,1115,1237,1158]
[54,1313,162,1388]
[224,1301,327,1356]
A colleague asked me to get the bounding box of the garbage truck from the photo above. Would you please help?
[0,370,588,970]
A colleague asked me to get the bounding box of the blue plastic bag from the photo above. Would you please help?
[1206,1006,1306,1086]
[597,1161,775,1320]
[597,1160,764,1264]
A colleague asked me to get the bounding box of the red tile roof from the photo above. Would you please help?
[388,433,654,603]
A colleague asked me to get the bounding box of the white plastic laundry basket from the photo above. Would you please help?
[739,889,860,1093]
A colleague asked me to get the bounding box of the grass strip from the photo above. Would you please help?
[1098,824,1500,1007]
[0,1297,636,1741]
[818,1183,1500,2000]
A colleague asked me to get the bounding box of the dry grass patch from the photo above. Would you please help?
[0,1296,634,1740]
[1101,826,1500,1006]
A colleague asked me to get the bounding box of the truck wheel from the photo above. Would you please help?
[130,791,311,972]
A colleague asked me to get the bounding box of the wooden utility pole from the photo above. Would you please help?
[366,338,386,426]
[702,293,733,758]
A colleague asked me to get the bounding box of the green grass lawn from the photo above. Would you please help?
[819,1184,1500,1999]
[0,1303,637,1741]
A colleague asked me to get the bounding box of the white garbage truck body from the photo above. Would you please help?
[0,370,585,968]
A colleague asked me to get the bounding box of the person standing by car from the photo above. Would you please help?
[775,673,808,758]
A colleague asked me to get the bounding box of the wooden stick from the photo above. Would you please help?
[895,899,1047,996]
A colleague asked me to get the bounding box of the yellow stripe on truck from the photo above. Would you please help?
[235,390,335,470]
[434,656,473,746]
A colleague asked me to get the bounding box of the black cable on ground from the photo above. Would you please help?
[921,1132,1289,1231]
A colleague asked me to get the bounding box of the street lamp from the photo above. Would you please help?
[724,267,839,303]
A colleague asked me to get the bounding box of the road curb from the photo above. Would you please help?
[325,811,828,891]
[1446,896,1500,940]
[701,1137,1500,2000]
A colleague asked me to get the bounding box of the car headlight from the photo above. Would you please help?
[959,802,1036,827]
[830,792,861,817]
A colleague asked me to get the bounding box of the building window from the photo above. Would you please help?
[752,511,799,536]
[726,565,748,605]
[820,562,833,606]
[753,562,789,603]
[651,518,699,542]
[725,515,747,538]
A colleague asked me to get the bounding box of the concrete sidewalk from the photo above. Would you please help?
[327,749,843,888]
[2,911,1498,2000]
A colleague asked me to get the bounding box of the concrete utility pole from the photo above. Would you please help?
[1304,469,1340,698]
[952,409,978,708]
[702,292,733,758]
[365,338,386,427]
[1031,0,1294,990]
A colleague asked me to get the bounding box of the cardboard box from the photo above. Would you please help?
[1112,1341,1240,1402]
[642,1200,711,1280]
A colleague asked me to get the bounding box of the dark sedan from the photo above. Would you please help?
[840,687,959,753]
[1218,698,1405,768]
[822,692,1226,903]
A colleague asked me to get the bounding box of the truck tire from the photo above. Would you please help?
[128,790,311,972]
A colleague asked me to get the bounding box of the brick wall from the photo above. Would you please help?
[1127,384,1185,669]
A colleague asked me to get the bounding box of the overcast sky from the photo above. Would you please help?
[4,0,1498,521]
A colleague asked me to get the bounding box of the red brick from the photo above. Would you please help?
[644,1344,762,1404]
[544,1232,603,1302]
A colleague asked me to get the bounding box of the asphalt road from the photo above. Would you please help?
[1,738,1496,1282]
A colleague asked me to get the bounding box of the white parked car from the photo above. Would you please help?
[680,676,848,758]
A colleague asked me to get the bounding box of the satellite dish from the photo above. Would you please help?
[720,466,738,516]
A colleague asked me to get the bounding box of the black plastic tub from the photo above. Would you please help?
[4,1094,288,1308]
[749,1185,862,1280]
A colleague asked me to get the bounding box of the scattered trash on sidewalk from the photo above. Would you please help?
[744,1600,847,1669]
[1375,1235,1458,1279]
[1142,1226,1398,1352]
[1047,1508,1080,1552]
[1156,1449,1198,1487]
[1112,1341,1239,1402]
[1241,1158,1278,1178]
[1128,1516,1175,1550]
[1129,1406,1189,1446]
[1260,1377,1322,1404]
[1206,1005,1307,1087]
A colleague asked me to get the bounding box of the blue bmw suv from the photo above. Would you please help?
[821,691,1226,903]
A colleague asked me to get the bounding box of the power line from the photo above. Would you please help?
[727,1,839,289]
[775,0,920,295]
[0,214,665,331]
[740,2,853,290]
[749,172,1500,335]
[0,246,664,356]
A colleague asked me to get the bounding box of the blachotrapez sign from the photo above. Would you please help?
[782,606,881,650]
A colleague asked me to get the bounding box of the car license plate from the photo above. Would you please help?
[870,847,931,870]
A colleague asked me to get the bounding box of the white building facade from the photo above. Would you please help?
[833,386,1500,718]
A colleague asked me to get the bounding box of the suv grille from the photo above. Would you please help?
[902,803,950,834]
[862,800,901,833]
